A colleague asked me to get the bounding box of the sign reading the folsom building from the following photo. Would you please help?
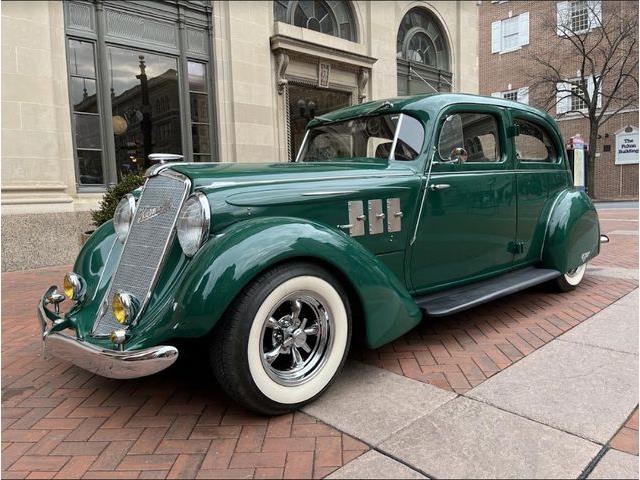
[615,126,639,165]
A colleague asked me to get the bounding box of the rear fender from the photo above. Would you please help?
[172,217,422,349]
[541,189,600,273]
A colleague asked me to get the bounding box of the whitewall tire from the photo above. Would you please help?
[210,263,351,415]
[553,262,587,292]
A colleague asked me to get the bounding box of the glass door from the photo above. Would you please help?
[287,84,351,161]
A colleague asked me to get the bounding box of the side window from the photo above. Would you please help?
[514,120,557,162]
[437,113,501,163]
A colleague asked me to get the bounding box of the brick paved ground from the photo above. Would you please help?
[2,266,367,479]
[610,408,639,456]
[2,207,637,478]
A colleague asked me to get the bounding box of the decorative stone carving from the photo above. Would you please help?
[358,68,369,103]
[275,50,289,95]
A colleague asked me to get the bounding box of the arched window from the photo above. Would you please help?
[274,0,357,42]
[397,8,452,95]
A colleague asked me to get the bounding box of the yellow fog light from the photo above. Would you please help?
[112,291,139,325]
[63,273,86,301]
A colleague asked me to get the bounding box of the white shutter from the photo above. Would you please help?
[491,92,502,98]
[587,76,602,108]
[556,82,571,114]
[588,0,602,29]
[519,12,530,46]
[517,86,529,105]
[491,20,502,53]
[556,1,569,36]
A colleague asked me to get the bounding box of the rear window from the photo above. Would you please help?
[514,120,557,162]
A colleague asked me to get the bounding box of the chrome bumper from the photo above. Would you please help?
[38,287,178,380]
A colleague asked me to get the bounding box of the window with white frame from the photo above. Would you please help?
[570,79,588,111]
[502,90,518,102]
[570,1,590,31]
[491,12,529,53]
[556,76,602,114]
[490,87,529,104]
[557,0,602,35]
[501,16,520,51]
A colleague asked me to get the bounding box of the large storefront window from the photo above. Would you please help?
[109,47,182,177]
[68,39,105,184]
[64,1,216,187]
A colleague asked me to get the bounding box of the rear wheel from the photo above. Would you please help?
[552,262,587,292]
[211,263,351,415]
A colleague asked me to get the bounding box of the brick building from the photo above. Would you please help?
[479,0,638,200]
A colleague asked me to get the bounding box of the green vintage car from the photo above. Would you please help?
[39,93,607,414]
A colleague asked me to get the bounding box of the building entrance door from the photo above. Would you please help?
[287,84,351,160]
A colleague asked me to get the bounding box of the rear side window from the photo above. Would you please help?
[514,120,557,162]
[437,113,501,163]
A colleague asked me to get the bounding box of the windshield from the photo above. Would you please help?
[297,113,425,163]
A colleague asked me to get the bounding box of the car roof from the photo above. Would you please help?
[307,93,555,128]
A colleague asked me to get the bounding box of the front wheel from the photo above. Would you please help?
[211,263,351,415]
[552,262,587,292]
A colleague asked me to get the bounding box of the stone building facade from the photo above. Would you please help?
[1,0,479,271]
[478,0,638,200]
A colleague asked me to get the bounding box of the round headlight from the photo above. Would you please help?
[114,194,136,243]
[176,192,210,257]
[63,273,86,301]
[112,291,139,325]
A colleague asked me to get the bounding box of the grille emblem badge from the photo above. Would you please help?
[137,200,174,224]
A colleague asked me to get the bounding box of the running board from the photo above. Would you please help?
[416,267,561,317]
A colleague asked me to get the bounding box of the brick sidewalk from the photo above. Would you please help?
[2,208,637,478]
[2,266,368,479]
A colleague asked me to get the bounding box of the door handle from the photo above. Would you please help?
[428,183,451,191]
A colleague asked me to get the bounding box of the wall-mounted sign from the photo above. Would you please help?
[318,62,331,88]
[615,126,639,165]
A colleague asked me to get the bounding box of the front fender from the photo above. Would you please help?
[542,189,600,273]
[172,217,422,349]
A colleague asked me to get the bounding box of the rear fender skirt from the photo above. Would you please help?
[541,189,600,273]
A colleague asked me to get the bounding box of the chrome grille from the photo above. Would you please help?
[92,172,189,336]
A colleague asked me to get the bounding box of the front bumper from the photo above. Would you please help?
[38,286,178,380]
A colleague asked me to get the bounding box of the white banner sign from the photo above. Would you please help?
[615,126,639,165]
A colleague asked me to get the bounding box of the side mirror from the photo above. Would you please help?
[447,147,467,164]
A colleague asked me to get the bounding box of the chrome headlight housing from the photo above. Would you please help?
[114,194,136,243]
[63,272,86,301]
[176,192,210,257]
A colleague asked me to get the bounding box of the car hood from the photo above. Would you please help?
[169,161,417,191]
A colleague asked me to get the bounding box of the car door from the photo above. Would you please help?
[409,105,517,293]
[510,111,571,266]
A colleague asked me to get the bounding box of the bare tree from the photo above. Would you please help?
[526,1,638,192]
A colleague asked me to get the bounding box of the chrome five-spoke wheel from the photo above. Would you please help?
[260,294,333,386]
